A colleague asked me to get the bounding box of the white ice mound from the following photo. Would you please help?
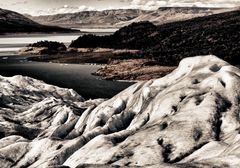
[1,55,240,167]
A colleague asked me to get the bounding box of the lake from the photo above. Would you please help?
[0,31,112,55]
[0,32,135,99]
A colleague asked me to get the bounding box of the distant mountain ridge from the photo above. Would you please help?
[28,7,232,28]
[0,8,78,34]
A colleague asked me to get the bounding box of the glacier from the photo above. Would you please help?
[0,55,240,167]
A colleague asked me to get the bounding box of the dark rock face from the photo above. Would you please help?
[150,9,240,66]
[0,8,78,33]
[1,56,240,167]
[69,21,158,49]
[69,9,240,66]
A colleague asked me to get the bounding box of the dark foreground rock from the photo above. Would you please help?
[1,56,240,167]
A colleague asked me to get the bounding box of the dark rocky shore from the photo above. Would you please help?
[21,43,174,81]
[94,59,176,81]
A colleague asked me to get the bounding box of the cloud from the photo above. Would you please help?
[166,0,239,8]
[128,0,240,10]
[131,0,142,5]
[32,5,96,16]
[3,0,240,16]
[11,0,28,6]
[129,0,167,10]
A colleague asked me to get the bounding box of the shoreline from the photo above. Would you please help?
[0,54,134,99]
[93,59,176,81]
[0,32,82,38]
[22,48,176,81]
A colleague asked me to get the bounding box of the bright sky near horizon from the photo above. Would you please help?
[1,0,239,15]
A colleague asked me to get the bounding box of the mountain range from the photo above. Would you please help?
[0,8,78,34]
[28,7,232,29]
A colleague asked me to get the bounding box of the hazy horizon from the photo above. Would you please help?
[1,0,240,16]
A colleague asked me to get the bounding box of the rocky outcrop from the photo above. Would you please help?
[69,21,158,49]
[94,59,176,81]
[1,56,240,167]
[27,48,139,64]
[0,8,78,33]
[19,41,67,55]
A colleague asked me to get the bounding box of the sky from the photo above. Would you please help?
[1,0,240,16]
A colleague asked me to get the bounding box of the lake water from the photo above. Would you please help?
[77,28,119,33]
[0,31,135,99]
[0,31,113,55]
